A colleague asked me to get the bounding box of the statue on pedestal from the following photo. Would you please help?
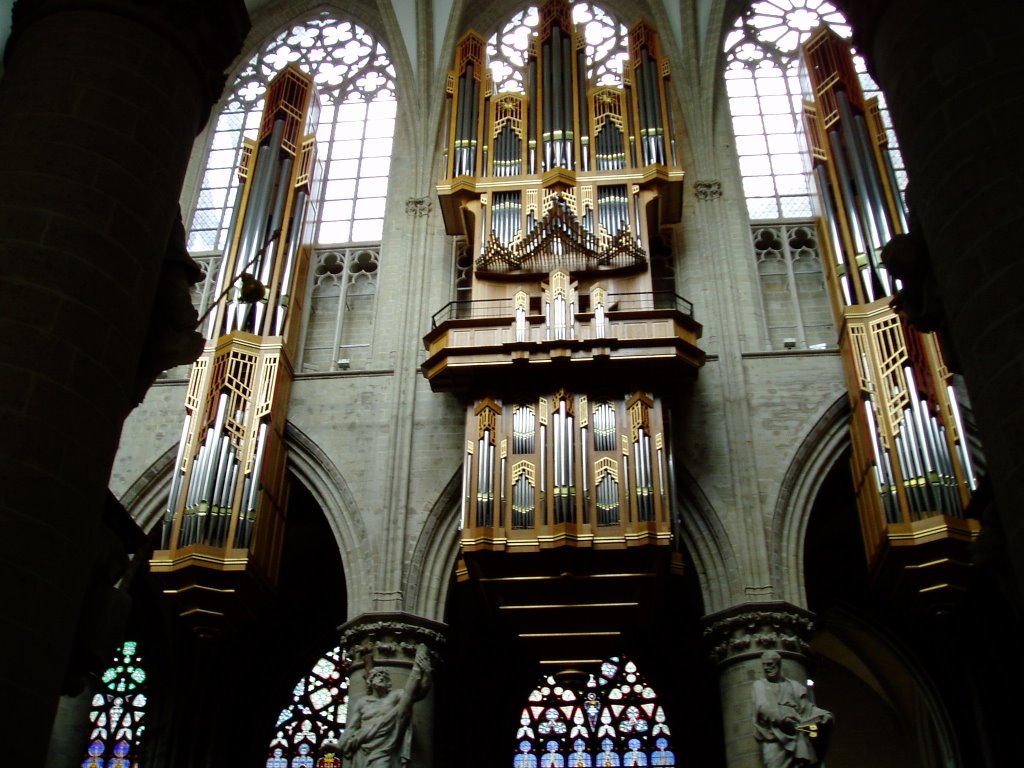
[752,651,832,768]
[339,644,432,768]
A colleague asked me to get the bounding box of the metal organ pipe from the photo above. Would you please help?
[836,90,889,251]
[233,117,286,333]
[542,36,553,170]
[852,112,892,245]
[827,129,873,301]
[814,164,854,305]
[274,186,307,336]
[237,421,268,546]
[254,154,294,335]
[163,415,192,548]
[560,32,574,169]
[577,46,590,171]
[947,385,977,491]
[834,91,891,295]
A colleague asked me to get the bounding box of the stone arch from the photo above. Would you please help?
[675,462,746,614]
[812,605,960,766]
[117,420,371,616]
[405,467,462,621]
[770,394,850,606]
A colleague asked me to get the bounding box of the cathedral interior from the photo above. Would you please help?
[1,0,1024,766]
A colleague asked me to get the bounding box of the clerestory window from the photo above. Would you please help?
[724,0,905,222]
[189,13,396,254]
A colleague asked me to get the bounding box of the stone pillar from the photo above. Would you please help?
[704,603,817,768]
[339,613,447,768]
[0,0,247,760]
[842,0,1024,605]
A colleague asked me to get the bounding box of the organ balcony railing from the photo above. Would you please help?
[801,27,980,610]
[422,278,704,394]
[150,64,319,624]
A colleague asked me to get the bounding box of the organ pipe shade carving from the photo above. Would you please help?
[151,65,319,616]
[800,27,979,601]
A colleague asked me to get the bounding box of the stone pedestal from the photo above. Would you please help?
[704,603,817,768]
[339,612,447,768]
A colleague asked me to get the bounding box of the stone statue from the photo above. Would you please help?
[752,651,832,768]
[338,644,432,768]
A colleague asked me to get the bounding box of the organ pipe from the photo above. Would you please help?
[801,27,978,591]
[438,1,689,555]
[151,65,319,612]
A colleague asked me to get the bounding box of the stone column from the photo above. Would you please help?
[339,613,447,768]
[842,0,1024,606]
[703,603,818,768]
[0,0,247,760]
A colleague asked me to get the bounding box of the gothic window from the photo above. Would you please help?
[81,641,148,767]
[724,0,905,221]
[487,4,629,95]
[752,222,834,349]
[514,658,676,767]
[188,13,397,254]
[264,646,349,765]
[301,246,380,372]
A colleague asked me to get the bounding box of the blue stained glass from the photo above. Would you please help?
[264,646,350,765]
[514,658,676,767]
[80,642,147,767]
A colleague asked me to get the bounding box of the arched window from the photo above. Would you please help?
[487,4,630,94]
[189,13,396,254]
[513,658,676,766]
[264,646,350,766]
[185,12,396,373]
[724,0,905,221]
[81,641,148,767]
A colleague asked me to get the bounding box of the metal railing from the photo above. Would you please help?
[430,291,695,328]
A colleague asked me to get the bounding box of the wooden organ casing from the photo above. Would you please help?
[801,27,979,611]
[150,64,320,624]
[428,1,703,667]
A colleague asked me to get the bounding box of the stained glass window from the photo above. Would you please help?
[263,646,349,766]
[724,0,905,220]
[188,13,396,253]
[514,658,675,767]
[81,641,148,767]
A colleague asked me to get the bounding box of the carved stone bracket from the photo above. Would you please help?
[406,197,434,217]
[339,612,447,675]
[693,180,723,200]
[703,602,815,665]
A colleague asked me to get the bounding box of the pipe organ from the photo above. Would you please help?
[151,65,319,622]
[801,28,979,608]
[428,1,703,666]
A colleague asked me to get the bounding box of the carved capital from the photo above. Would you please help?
[406,197,434,217]
[693,180,723,200]
[339,612,446,675]
[703,602,815,665]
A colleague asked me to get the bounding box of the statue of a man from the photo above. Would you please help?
[752,651,832,768]
[339,645,432,768]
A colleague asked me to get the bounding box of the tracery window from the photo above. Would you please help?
[301,245,380,372]
[264,646,350,766]
[188,13,397,253]
[752,221,833,349]
[487,4,630,94]
[724,0,905,221]
[81,641,148,767]
[513,658,676,766]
